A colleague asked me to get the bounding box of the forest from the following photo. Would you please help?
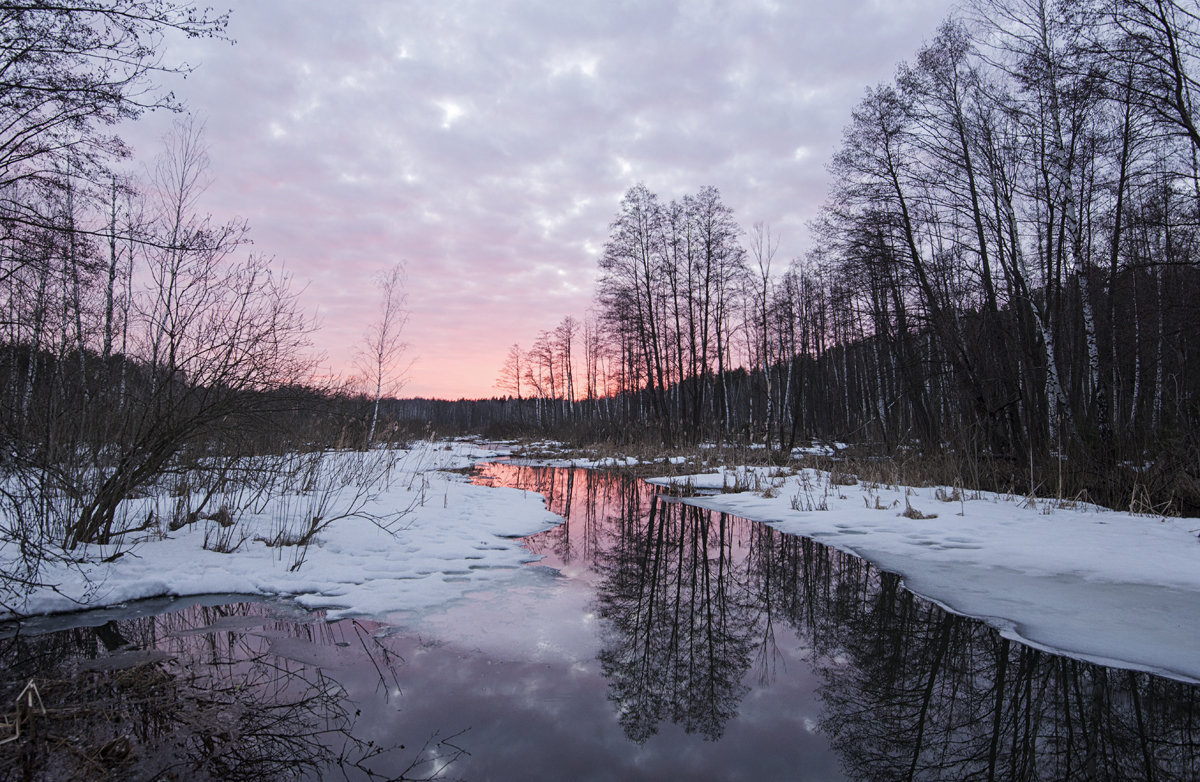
[477,0,1200,514]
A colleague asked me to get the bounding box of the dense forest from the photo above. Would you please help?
[473,0,1200,512]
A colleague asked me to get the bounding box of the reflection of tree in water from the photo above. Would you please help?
[477,463,761,743]
[476,462,620,570]
[481,463,1200,777]
[596,497,758,742]
[749,530,1200,781]
[0,602,464,781]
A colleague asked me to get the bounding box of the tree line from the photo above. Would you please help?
[480,0,1200,512]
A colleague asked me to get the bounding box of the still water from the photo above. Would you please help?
[2,464,1198,780]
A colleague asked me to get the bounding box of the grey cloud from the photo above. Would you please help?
[121,0,953,397]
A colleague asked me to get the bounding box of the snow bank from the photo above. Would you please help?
[11,438,1199,685]
[647,465,1200,683]
[1,439,564,622]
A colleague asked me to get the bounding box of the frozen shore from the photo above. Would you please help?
[643,464,1200,683]
[7,439,1199,685]
[1,440,561,623]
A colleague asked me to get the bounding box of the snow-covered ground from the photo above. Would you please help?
[1,439,563,623]
[6,439,1200,686]
[645,465,1200,684]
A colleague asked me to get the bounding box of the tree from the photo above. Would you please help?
[495,342,524,401]
[494,342,526,426]
[748,222,779,450]
[0,2,229,233]
[63,119,316,548]
[357,263,409,448]
[555,315,578,422]
[1105,0,1200,151]
[598,183,671,440]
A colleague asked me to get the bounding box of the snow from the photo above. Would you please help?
[5,439,1200,686]
[646,465,1200,683]
[525,455,644,470]
[1,439,564,623]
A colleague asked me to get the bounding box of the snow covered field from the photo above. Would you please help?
[5,438,1199,686]
[1,440,563,623]
[645,464,1200,684]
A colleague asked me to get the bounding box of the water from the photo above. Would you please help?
[2,464,1198,780]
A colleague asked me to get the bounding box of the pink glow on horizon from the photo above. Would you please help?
[121,0,953,400]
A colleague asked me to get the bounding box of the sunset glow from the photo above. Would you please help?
[123,0,953,399]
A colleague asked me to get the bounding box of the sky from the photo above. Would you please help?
[123,0,956,399]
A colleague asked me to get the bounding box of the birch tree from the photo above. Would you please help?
[357,263,409,448]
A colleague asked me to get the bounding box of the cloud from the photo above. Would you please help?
[123,0,953,398]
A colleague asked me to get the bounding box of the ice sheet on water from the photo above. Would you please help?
[648,467,1200,682]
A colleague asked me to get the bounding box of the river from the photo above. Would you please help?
[1,463,1196,780]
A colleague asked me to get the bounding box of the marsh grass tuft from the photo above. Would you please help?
[935,487,962,503]
[901,496,938,520]
[790,472,829,511]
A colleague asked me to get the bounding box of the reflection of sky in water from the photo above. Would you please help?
[364,462,843,779]
[341,629,840,781]
[0,463,846,780]
[6,465,1200,780]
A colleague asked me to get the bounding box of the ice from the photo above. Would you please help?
[647,466,1200,683]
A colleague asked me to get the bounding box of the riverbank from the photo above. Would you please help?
[6,437,1200,683]
[638,462,1200,683]
[1,439,560,622]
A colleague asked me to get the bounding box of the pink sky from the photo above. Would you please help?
[125,0,953,399]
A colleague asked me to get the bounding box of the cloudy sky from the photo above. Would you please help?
[126,0,955,399]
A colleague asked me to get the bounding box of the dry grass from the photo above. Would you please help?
[506,435,1193,518]
[901,496,938,520]
[935,487,962,503]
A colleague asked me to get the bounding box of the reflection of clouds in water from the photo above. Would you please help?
[9,465,1199,780]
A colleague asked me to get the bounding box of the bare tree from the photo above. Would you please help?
[748,222,779,450]
[63,119,317,548]
[555,315,578,422]
[357,263,409,448]
[0,2,229,238]
[1105,0,1200,151]
[495,342,524,400]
